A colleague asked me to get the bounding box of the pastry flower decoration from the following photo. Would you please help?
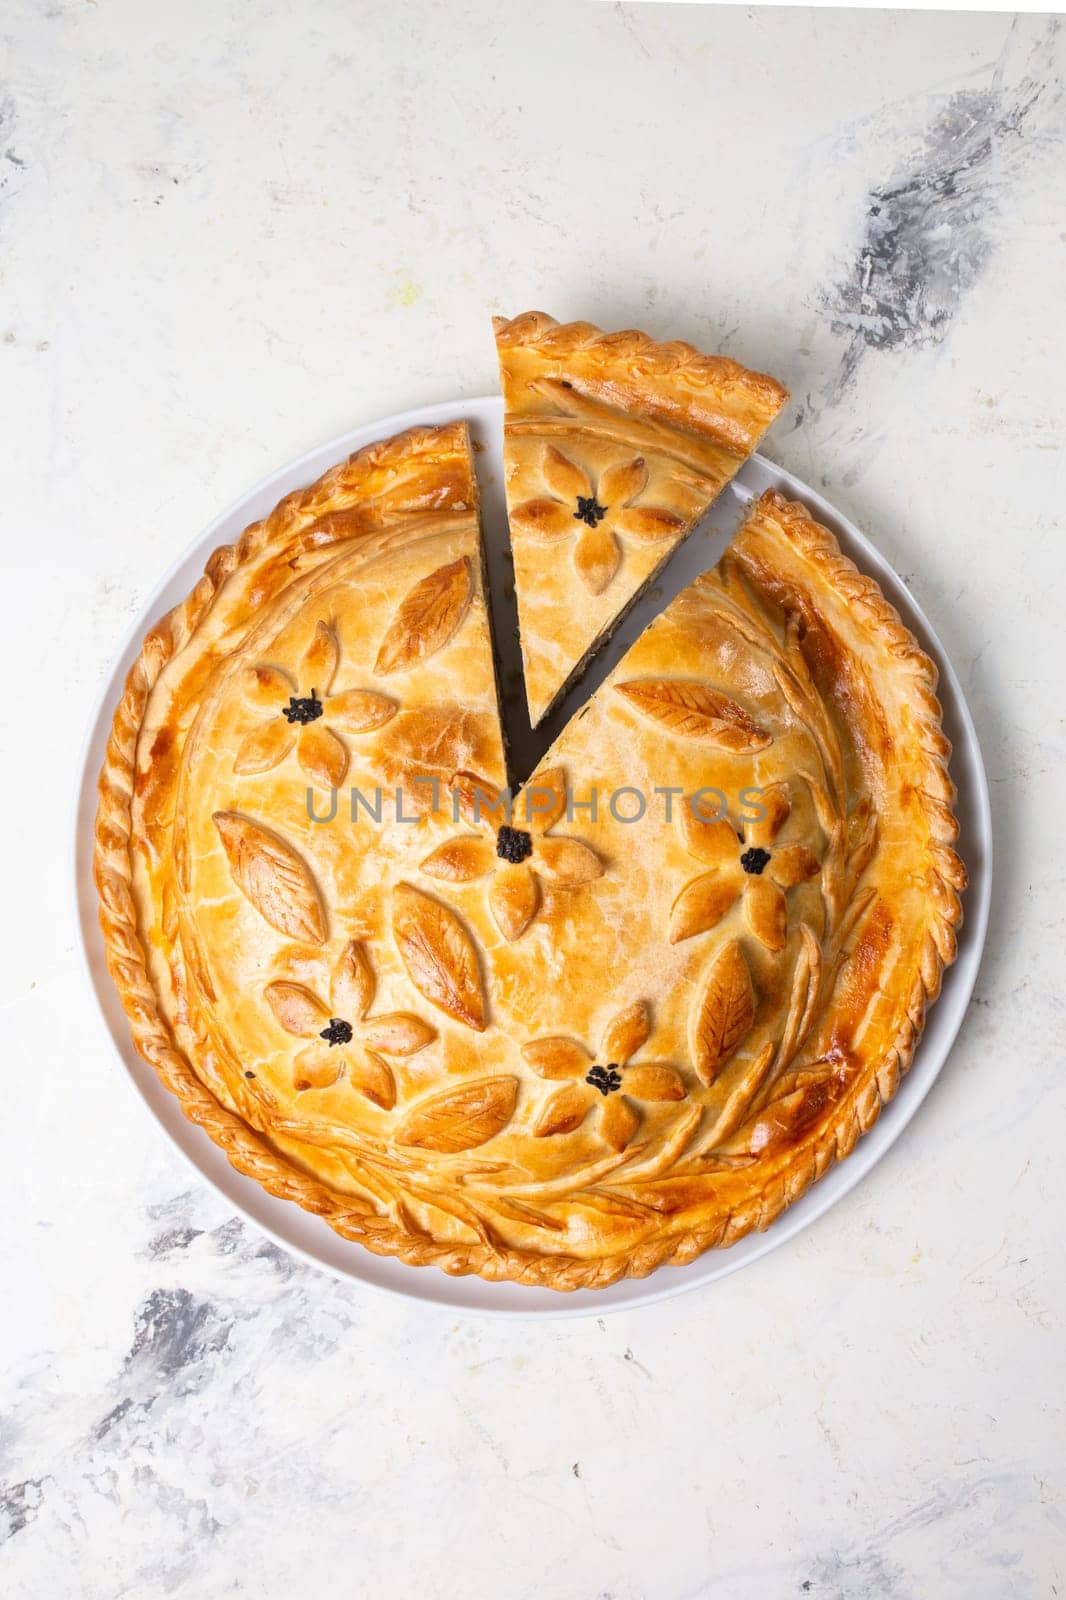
[670,783,820,952]
[511,445,685,596]
[235,621,397,788]
[524,1002,686,1152]
[264,939,435,1107]
[419,767,603,942]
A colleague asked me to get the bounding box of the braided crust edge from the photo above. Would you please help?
[708,490,968,1240]
[493,310,789,450]
[93,455,965,1291]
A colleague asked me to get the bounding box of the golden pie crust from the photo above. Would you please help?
[95,416,966,1291]
[495,311,789,723]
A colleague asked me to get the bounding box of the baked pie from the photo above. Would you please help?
[94,334,966,1291]
[495,311,788,723]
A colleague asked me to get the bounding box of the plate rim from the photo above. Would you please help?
[72,394,993,1319]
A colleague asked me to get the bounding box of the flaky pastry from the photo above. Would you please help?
[495,311,788,723]
[94,412,965,1290]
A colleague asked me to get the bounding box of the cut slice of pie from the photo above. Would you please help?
[494,311,789,724]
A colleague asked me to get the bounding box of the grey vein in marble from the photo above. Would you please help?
[0,1191,352,1571]
[823,24,1059,395]
[93,1288,232,1440]
[0,1475,46,1547]
[0,93,23,217]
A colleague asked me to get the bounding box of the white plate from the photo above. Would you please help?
[73,396,992,1318]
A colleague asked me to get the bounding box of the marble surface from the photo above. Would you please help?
[2,2,1064,1595]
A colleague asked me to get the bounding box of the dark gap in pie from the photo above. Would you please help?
[476,429,750,788]
[528,497,744,774]
[470,424,535,792]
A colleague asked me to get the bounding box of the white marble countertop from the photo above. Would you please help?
[2,2,1064,1595]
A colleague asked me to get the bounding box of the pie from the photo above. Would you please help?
[495,311,788,723]
[94,339,966,1292]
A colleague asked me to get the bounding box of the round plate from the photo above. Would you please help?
[73,396,992,1317]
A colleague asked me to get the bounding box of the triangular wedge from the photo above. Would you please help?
[495,311,788,725]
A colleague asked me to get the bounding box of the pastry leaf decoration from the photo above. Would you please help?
[689,939,755,1087]
[523,1002,686,1154]
[395,1076,518,1152]
[522,1037,591,1080]
[615,679,771,752]
[727,1069,837,1158]
[347,1052,397,1112]
[374,557,472,675]
[572,518,620,596]
[233,628,398,786]
[264,982,329,1034]
[534,1082,589,1137]
[392,883,487,1031]
[212,812,327,944]
[512,447,684,596]
[263,938,436,1108]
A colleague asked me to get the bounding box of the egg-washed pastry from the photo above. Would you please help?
[95,417,964,1289]
[495,310,788,724]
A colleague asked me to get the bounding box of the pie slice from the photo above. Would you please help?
[95,414,966,1291]
[495,311,789,724]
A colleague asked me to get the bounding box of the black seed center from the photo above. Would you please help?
[496,825,533,864]
[320,1017,353,1046]
[282,689,324,725]
[574,495,607,527]
[740,846,772,876]
[586,1064,622,1096]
